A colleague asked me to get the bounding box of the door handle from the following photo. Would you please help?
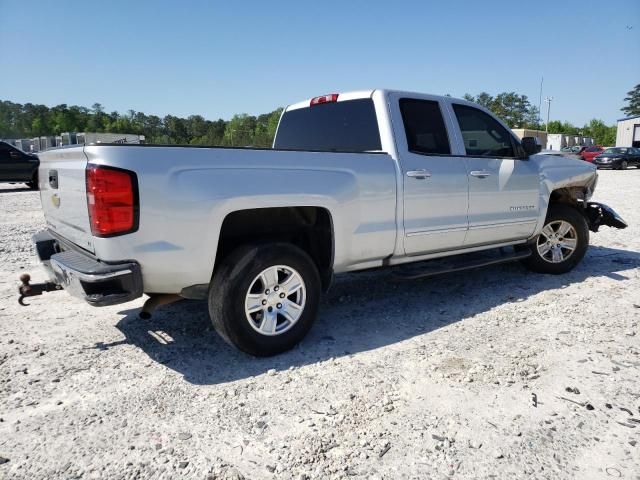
[406,169,432,179]
[470,170,491,178]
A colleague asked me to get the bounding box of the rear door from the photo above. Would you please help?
[0,143,12,180]
[38,146,94,252]
[10,147,38,181]
[0,143,34,181]
[449,103,540,246]
[388,93,469,255]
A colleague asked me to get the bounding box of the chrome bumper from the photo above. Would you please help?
[34,230,143,306]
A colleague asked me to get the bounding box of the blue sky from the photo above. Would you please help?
[1,0,638,125]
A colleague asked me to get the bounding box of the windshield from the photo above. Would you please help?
[603,148,626,154]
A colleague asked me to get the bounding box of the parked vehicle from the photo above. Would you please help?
[580,146,605,162]
[0,141,39,189]
[23,90,627,356]
[561,146,574,152]
[539,150,581,159]
[572,146,588,154]
[594,147,640,169]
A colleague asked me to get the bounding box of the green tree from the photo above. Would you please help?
[545,121,578,135]
[582,119,616,146]
[253,108,283,147]
[621,83,640,116]
[462,91,538,128]
[223,114,257,146]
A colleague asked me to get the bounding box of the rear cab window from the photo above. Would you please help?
[274,98,381,152]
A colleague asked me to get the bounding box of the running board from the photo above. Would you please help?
[394,247,532,280]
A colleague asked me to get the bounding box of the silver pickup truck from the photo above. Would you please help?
[23,89,626,356]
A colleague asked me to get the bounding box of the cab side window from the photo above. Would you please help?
[452,104,516,158]
[399,99,451,155]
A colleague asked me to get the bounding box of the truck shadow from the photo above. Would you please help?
[0,186,32,193]
[112,245,639,385]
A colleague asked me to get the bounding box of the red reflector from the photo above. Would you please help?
[86,165,138,237]
[310,93,339,106]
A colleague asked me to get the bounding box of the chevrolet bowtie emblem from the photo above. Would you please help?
[51,194,60,208]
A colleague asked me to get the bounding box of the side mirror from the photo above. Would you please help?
[521,137,542,156]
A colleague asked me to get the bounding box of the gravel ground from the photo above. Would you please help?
[0,171,639,480]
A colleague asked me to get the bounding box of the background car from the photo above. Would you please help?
[0,141,40,189]
[539,149,581,160]
[572,146,588,154]
[594,147,640,170]
[580,146,605,162]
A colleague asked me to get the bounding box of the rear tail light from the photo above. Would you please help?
[86,164,139,237]
[310,93,339,106]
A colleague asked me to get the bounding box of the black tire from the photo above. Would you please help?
[208,243,321,356]
[25,172,38,190]
[522,205,589,275]
[620,160,628,170]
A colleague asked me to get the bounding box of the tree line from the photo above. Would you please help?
[0,100,283,148]
[1,87,630,148]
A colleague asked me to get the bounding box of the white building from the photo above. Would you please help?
[545,134,593,150]
[75,132,145,145]
[616,115,640,148]
[512,129,593,150]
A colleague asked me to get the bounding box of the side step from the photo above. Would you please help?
[394,247,532,280]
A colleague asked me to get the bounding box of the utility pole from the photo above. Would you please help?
[544,96,553,133]
[537,76,543,129]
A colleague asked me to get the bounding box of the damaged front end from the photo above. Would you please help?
[585,202,628,232]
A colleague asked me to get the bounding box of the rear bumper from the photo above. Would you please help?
[34,230,143,306]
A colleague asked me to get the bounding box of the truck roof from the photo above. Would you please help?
[285,89,469,111]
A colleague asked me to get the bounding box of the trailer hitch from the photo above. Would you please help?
[18,273,62,306]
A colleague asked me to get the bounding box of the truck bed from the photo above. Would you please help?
[38,143,398,293]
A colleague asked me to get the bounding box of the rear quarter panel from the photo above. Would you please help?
[84,145,397,293]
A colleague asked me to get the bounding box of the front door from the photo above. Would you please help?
[450,103,540,246]
[389,95,469,255]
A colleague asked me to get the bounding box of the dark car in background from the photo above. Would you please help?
[594,147,640,170]
[0,141,39,189]
[580,146,605,163]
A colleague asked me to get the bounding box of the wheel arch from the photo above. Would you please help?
[532,185,591,239]
[214,206,335,291]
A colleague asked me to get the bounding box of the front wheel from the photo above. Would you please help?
[208,243,321,356]
[522,205,589,275]
[26,173,38,190]
[620,160,629,170]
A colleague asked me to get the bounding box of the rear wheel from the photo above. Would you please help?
[522,205,589,274]
[208,243,321,356]
[620,160,629,170]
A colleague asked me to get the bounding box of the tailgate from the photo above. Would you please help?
[38,146,94,253]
